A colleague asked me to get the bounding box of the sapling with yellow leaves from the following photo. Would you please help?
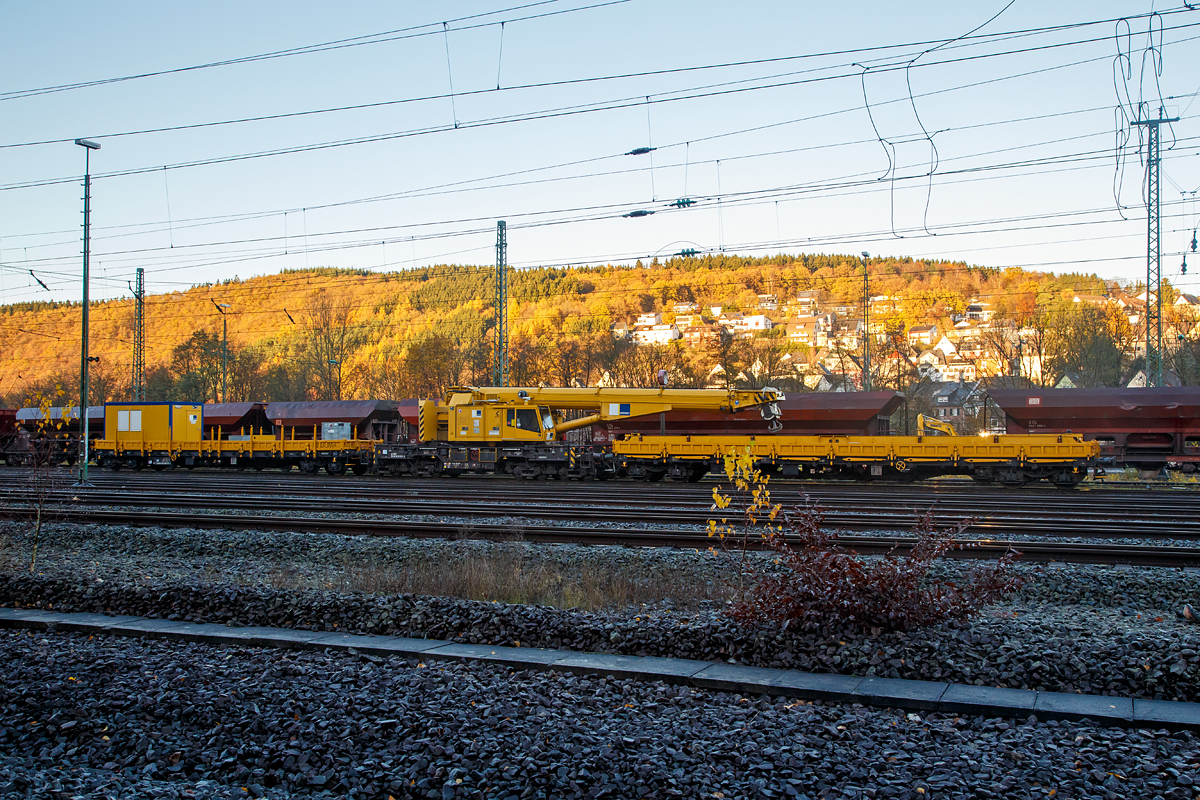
[708,446,1024,633]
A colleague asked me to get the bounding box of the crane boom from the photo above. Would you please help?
[421,386,785,443]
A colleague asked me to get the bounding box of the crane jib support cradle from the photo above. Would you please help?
[416,386,786,445]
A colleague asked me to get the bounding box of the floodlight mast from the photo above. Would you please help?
[74,138,100,486]
[861,251,871,392]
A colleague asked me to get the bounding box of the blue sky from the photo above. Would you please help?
[1,0,1199,307]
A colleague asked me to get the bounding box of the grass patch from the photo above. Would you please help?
[267,543,731,612]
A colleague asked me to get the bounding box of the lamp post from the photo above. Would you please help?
[211,300,231,401]
[75,138,101,486]
[861,251,871,391]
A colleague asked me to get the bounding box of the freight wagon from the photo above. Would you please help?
[989,387,1200,477]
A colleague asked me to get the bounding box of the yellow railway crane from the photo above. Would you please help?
[376,385,785,479]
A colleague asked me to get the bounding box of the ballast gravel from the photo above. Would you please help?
[2,629,1199,800]
[2,522,1199,702]
[1,520,1199,798]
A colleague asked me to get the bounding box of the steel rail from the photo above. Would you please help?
[8,506,1198,567]
[8,486,1200,539]
[34,475,1200,517]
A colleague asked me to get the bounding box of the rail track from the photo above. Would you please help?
[15,469,1200,527]
[4,469,1200,567]
[7,483,1200,541]
[7,505,1199,568]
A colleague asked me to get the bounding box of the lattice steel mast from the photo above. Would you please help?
[1133,107,1179,387]
[131,267,145,400]
[493,221,508,387]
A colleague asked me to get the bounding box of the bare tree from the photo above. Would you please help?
[303,293,363,400]
[1046,305,1131,387]
[1166,308,1200,385]
[706,328,747,389]
[367,347,411,400]
[227,346,267,403]
[14,389,74,573]
[404,333,463,398]
[740,330,789,389]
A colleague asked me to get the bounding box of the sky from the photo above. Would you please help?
[1,0,1199,309]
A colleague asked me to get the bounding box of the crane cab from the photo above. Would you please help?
[448,403,554,443]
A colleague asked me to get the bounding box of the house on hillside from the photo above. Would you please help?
[869,295,901,315]
[631,323,681,345]
[1073,294,1109,307]
[672,302,699,314]
[815,368,860,392]
[835,318,865,349]
[930,380,985,431]
[948,319,982,341]
[785,317,827,347]
[635,312,662,327]
[756,294,778,311]
[916,349,946,379]
[1126,369,1182,388]
[1175,294,1200,315]
[737,314,773,332]
[908,324,939,347]
[930,335,958,359]
[965,301,995,322]
[955,335,985,360]
[939,358,977,383]
[611,321,630,339]
[719,312,773,337]
[788,290,821,315]
[682,324,721,348]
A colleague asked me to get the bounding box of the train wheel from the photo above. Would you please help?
[351,464,368,476]
[1053,470,1085,489]
[325,462,346,476]
[646,470,667,483]
[414,460,442,478]
[301,461,319,475]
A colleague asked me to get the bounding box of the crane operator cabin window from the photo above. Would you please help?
[507,408,540,431]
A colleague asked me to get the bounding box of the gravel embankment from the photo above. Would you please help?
[3,629,1199,800]
[2,522,1198,702]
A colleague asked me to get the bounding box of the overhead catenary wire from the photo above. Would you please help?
[3,146,1196,312]
[3,8,1198,324]
[6,18,1200,196]
[6,120,1176,273]
[8,190,1199,316]
[0,0,629,103]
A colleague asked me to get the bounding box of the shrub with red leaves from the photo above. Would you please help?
[729,500,1024,633]
[709,450,1024,633]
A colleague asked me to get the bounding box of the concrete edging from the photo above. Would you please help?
[2,607,1196,730]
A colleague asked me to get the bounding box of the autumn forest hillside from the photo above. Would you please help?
[0,253,1124,407]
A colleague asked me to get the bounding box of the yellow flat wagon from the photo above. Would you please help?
[612,431,1100,487]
